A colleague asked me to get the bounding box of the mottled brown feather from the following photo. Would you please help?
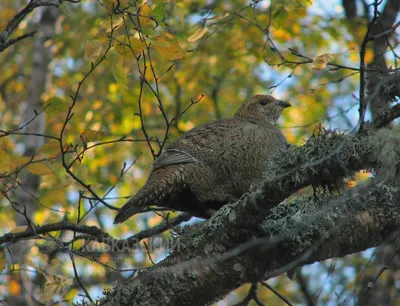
[114,94,290,223]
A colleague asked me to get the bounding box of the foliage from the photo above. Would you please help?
[0,0,399,305]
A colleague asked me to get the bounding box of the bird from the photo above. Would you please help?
[114,94,291,224]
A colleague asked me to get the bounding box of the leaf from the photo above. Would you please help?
[153,32,185,60]
[40,275,72,302]
[274,7,288,28]
[152,4,166,21]
[42,181,72,205]
[84,40,103,62]
[208,12,230,21]
[102,0,118,14]
[188,26,208,42]
[145,37,169,46]
[80,130,107,142]
[175,3,185,25]
[139,4,153,26]
[10,156,32,170]
[38,139,61,158]
[130,37,146,53]
[43,97,69,115]
[0,149,11,173]
[100,15,124,32]
[114,35,146,57]
[26,163,54,176]
[141,22,160,37]
[0,248,5,273]
[113,64,128,89]
[312,54,333,70]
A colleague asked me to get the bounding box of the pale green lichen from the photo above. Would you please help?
[372,126,400,180]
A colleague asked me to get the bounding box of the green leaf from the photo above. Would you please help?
[0,150,10,173]
[43,97,69,115]
[152,4,166,21]
[141,22,160,37]
[113,64,128,89]
[274,7,288,28]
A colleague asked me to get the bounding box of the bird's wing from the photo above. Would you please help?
[153,149,200,169]
[153,118,286,168]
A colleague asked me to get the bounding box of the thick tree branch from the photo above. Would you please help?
[99,112,400,305]
[100,178,400,306]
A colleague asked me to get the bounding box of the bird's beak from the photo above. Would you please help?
[277,100,291,108]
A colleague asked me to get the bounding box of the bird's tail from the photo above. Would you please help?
[114,168,182,224]
[113,195,148,224]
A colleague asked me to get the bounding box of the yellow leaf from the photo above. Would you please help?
[102,0,118,14]
[139,4,152,26]
[64,288,79,303]
[84,40,103,62]
[10,156,32,170]
[80,130,107,142]
[0,248,5,273]
[43,181,70,204]
[40,275,72,302]
[0,149,11,173]
[188,26,208,43]
[115,37,146,57]
[312,54,332,70]
[130,37,146,54]
[26,163,54,176]
[100,15,124,33]
[38,139,61,158]
[153,32,185,60]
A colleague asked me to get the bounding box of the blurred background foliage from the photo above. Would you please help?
[0,0,397,304]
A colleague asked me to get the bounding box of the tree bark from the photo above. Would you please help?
[99,116,400,305]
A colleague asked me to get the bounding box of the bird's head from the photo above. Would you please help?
[234,94,291,124]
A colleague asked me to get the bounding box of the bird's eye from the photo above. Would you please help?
[260,100,268,105]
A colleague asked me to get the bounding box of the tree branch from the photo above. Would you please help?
[0,214,191,250]
[99,112,400,305]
